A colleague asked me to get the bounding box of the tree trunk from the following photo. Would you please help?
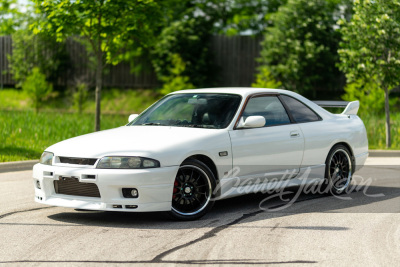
[383,86,391,148]
[95,54,103,132]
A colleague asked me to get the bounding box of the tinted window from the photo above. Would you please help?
[130,93,241,129]
[280,95,320,123]
[242,96,290,126]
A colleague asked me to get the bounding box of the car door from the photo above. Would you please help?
[279,94,326,168]
[229,94,304,184]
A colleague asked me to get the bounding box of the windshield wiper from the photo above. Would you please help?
[142,122,162,126]
[178,124,215,128]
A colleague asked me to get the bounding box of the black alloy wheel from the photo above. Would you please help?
[169,159,216,220]
[325,145,354,195]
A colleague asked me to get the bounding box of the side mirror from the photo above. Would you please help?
[128,114,139,123]
[237,116,266,129]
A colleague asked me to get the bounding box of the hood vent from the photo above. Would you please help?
[59,157,98,165]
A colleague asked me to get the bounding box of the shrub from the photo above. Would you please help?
[160,54,194,95]
[72,81,89,114]
[21,67,53,113]
[342,79,398,117]
[252,66,282,89]
[152,16,215,88]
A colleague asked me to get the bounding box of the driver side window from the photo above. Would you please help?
[242,95,291,127]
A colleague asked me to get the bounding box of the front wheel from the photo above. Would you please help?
[169,159,216,221]
[324,145,354,195]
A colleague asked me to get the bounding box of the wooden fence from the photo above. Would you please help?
[0,35,262,89]
[0,36,13,88]
[211,35,262,87]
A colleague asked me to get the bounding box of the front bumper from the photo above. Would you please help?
[33,163,179,212]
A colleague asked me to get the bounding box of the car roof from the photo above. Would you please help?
[169,87,333,119]
[170,87,291,98]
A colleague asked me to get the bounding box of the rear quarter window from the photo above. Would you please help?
[280,95,320,123]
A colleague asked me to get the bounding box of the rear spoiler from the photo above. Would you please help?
[313,100,359,115]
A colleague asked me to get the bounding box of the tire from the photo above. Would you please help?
[168,159,216,221]
[324,145,354,195]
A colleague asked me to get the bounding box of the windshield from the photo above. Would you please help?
[129,93,242,129]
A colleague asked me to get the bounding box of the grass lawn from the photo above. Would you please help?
[0,88,399,162]
[0,110,129,162]
[0,88,161,162]
[0,88,160,114]
[360,112,400,150]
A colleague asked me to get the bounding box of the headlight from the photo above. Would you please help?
[96,156,160,169]
[40,152,54,165]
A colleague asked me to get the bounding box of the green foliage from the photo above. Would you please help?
[86,89,161,115]
[32,0,163,131]
[21,67,53,113]
[338,0,400,147]
[258,0,351,96]
[32,0,161,67]
[174,0,285,36]
[0,88,160,114]
[342,79,398,117]
[160,54,194,95]
[252,66,282,88]
[152,15,215,88]
[8,27,68,88]
[0,110,128,162]
[359,112,400,150]
[0,88,28,109]
[337,0,400,88]
[214,0,286,36]
[0,0,21,34]
[72,81,88,114]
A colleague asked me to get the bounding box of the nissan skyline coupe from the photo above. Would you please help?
[33,88,368,220]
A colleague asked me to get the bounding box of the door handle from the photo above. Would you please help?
[290,131,300,138]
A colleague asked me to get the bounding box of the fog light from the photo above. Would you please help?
[131,189,138,197]
[36,180,41,189]
[122,188,139,198]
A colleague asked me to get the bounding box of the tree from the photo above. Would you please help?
[257,0,351,97]
[211,0,286,36]
[337,0,400,148]
[0,0,21,35]
[341,78,398,117]
[22,67,53,113]
[152,14,215,89]
[180,0,285,36]
[32,0,161,131]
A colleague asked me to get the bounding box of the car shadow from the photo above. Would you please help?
[47,181,400,230]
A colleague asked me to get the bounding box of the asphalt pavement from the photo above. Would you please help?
[0,157,399,266]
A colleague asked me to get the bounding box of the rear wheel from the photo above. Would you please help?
[325,145,354,195]
[169,159,216,220]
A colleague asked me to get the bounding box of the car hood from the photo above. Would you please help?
[46,126,229,165]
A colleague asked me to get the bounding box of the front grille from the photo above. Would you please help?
[59,157,97,165]
[54,177,100,198]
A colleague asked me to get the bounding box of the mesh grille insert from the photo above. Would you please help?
[54,177,100,198]
[59,157,97,165]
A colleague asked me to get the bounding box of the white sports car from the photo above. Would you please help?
[33,88,368,220]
